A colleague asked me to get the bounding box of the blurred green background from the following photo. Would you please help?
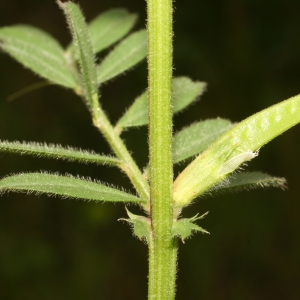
[0,0,300,299]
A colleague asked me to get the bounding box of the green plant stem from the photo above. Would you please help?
[147,0,177,299]
[93,109,150,201]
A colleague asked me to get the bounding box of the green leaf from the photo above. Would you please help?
[116,77,206,129]
[0,173,146,203]
[97,30,147,84]
[0,25,77,88]
[208,172,287,196]
[116,90,147,128]
[172,77,206,113]
[119,208,151,243]
[89,8,138,54]
[0,140,121,166]
[174,93,300,207]
[173,119,233,164]
[172,213,209,243]
[58,1,99,113]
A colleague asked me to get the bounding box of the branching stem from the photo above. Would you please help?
[93,108,150,202]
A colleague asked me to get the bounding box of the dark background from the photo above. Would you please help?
[0,0,300,299]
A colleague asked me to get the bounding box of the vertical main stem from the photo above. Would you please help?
[147,0,177,299]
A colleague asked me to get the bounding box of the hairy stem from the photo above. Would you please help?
[147,0,177,299]
[93,109,150,202]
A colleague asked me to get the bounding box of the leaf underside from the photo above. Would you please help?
[207,172,287,197]
[0,173,146,203]
[0,25,76,88]
[173,119,233,164]
[97,30,147,84]
[89,8,138,54]
[0,140,121,166]
[117,77,206,129]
